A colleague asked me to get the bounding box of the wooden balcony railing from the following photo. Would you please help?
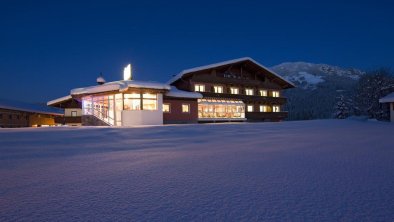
[245,112,288,121]
[54,116,82,124]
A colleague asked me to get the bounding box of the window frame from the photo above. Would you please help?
[259,90,268,97]
[213,85,223,94]
[273,105,280,112]
[230,87,239,94]
[194,84,205,92]
[259,105,268,112]
[163,103,171,113]
[245,88,254,96]
[272,91,280,97]
[182,104,190,113]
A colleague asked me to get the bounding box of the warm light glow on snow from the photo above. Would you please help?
[123,64,132,80]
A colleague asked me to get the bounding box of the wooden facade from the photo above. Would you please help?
[0,108,59,128]
[170,58,295,122]
[163,97,198,124]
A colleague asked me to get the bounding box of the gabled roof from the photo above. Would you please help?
[70,80,171,96]
[167,57,296,88]
[47,95,72,106]
[0,99,64,115]
[379,92,394,103]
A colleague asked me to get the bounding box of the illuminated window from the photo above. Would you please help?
[163,103,170,113]
[259,90,268,96]
[259,105,268,112]
[142,93,157,110]
[247,105,254,112]
[71,111,77,117]
[213,85,223,93]
[194,84,205,92]
[273,105,280,112]
[230,87,239,94]
[124,93,141,110]
[182,104,190,113]
[272,91,280,97]
[245,88,254,96]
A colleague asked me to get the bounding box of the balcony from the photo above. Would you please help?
[245,112,288,121]
[200,92,287,104]
[54,116,82,124]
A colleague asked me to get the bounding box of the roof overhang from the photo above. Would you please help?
[70,80,171,97]
[47,95,72,106]
[379,92,394,103]
[167,57,296,89]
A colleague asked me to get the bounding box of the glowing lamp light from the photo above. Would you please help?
[123,64,132,80]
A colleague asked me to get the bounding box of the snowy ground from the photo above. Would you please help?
[1,120,393,221]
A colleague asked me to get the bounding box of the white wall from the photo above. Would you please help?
[121,94,163,126]
[65,108,82,117]
[391,103,394,122]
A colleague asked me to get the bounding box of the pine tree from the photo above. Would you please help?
[354,69,394,120]
[335,95,351,119]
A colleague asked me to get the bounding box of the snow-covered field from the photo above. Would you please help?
[1,120,393,221]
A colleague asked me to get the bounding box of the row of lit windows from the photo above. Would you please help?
[194,84,280,97]
[123,93,157,111]
[163,103,190,113]
[246,105,280,112]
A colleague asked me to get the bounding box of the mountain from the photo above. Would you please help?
[271,62,365,120]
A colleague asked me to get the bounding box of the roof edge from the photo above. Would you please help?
[166,57,296,88]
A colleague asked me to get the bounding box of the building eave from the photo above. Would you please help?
[167,57,296,89]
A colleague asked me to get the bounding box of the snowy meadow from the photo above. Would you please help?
[0,120,393,221]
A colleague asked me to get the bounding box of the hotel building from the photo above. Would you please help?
[48,57,295,126]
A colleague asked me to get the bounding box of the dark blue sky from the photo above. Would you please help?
[1,0,393,103]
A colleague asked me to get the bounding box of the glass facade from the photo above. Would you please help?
[82,95,115,125]
[198,99,245,119]
[82,92,159,126]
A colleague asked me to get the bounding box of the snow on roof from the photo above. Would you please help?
[165,87,203,99]
[379,92,394,103]
[47,95,72,106]
[166,57,296,87]
[0,98,64,115]
[71,80,171,96]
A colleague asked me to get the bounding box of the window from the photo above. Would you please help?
[230,87,239,94]
[163,103,170,113]
[0,114,2,119]
[259,105,268,112]
[247,105,254,112]
[124,93,141,110]
[213,85,223,93]
[197,99,245,119]
[272,91,280,97]
[142,93,157,110]
[259,90,268,97]
[9,115,12,119]
[16,115,20,120]
[182,104,190,113]
[71,111,77,117]
[273,105,280,112]
[194,84,205,92]
[245,88,254,96]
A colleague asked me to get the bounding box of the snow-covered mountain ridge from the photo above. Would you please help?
[271,62,365,90]
[270,62,365,120]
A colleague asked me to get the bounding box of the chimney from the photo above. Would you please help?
[96,72,106,85]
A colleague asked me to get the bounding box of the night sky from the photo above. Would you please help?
[1,0,393,103]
